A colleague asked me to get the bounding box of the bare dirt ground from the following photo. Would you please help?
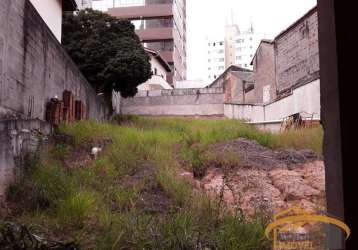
[181,138,326,217]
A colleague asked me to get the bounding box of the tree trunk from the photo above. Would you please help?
[104,91,114,120]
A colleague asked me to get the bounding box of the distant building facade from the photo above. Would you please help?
[207,6,319,107]
[249,6,319,104]
[205,36,226,84]
[137,48,173,90]
[251,40,276,104]
[204,24,262,84]
[76,0,93,9]
[208,65,253,103]
[93,0,186,86]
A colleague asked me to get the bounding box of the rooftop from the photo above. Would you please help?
[144,48,172,73]
[207,65,253,88]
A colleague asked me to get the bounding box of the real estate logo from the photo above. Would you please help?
[265,206,350,250]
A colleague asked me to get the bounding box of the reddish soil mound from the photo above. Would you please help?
[181,138,326,217]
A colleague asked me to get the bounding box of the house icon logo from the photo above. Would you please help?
[265,206,350,250]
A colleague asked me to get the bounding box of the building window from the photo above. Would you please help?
[208,43,210,46]
[213,42,216,46]
[208,67,211,70]
[219,42,223,46]
[208,59,211,62]
[154,68,158,75]
[214,75,217,79]
[218,66,224,70]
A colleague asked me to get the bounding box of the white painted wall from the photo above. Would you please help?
[29,0,63,42]
[138,54,172,90]
[224,80,321,122]
[176,80,207,89]
[224,103,264,121]
[264,79,321,121]
[138,75,172,91]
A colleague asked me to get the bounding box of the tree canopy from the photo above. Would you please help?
[62,9,152,99]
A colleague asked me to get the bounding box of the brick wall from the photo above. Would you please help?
[0,0,107,120]
[209,68,253,104]
[275,7,319,93]
[252,41,276,103]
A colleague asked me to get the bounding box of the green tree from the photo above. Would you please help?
[62,9,152,114]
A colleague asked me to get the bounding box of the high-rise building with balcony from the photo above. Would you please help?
[92,0,186,86]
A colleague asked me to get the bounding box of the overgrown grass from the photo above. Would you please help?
[4,116,323,249]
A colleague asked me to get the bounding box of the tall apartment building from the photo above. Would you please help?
[92,0,186,86]
[205,36,226,83]
[204,24,262,84]
[76,0,93,9]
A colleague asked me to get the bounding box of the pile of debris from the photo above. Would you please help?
[0,222,79,250]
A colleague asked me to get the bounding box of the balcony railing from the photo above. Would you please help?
[135,27,173,43]
[108,3,173,20]
[93,0,173,13]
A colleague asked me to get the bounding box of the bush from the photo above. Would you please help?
[112,114,139,125]
[56,191,96,224]
[216,214,269,250]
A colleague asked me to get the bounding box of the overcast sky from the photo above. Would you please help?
[186,0,317,80]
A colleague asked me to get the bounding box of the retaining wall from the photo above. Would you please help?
[0,0,107,120]
[0,119,52,198]
[121,88,225,116]
[224,80,321,123]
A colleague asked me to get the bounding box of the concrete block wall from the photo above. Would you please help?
[0,119,52,197]
[224,103,264,121]
[0,0,107,120]
[264,79,320,121]
[121,88,225,116]
[275,7,319,93]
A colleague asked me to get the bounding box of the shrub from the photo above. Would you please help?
[56,192,96,224]
[215,214,269,250]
